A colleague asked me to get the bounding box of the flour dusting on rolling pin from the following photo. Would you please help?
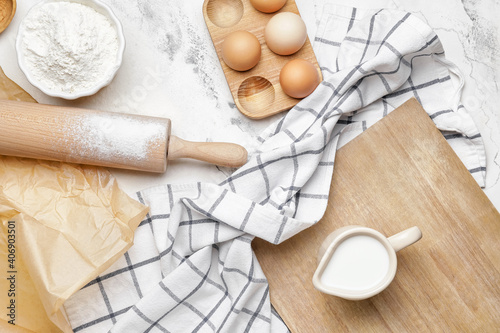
[64,113,166,163]
[16,0,124,98]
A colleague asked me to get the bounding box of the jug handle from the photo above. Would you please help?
[388,226,422,252]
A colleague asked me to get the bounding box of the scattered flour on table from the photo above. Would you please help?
[63,113,167,162]
[20,2,119,94]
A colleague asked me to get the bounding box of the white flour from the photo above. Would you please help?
[20,1,119,94]
[64,113,167,163]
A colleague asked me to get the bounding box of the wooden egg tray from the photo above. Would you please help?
[202,0,322,119]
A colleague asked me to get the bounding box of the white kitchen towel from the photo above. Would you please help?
[64,5,486,333]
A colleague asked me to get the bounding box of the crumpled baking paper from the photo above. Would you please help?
[0,66,149,332]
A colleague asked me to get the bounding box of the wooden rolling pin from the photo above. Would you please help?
[0,100,248,172]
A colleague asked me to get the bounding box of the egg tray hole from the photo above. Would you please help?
[237,76,275,113]
[206,0,244,28]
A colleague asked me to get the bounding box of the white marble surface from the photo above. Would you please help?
[0,0,498,211]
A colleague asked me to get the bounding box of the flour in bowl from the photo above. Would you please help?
[19,1,120,94]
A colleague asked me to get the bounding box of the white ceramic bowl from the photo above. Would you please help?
[15,0,125,100]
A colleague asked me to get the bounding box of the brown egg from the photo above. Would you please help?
[280,59,320,99]
[250,0,287,13]
[221,31,261,72]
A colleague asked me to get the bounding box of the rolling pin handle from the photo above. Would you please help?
[167,135,248,168]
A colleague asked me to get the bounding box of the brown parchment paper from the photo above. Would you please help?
[0,66,149,332]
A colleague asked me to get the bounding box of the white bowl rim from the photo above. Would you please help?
[15,0,126,100]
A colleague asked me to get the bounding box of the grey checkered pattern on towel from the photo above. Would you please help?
[64,6,486,333]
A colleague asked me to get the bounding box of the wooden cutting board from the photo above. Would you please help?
[252,99,500,332]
